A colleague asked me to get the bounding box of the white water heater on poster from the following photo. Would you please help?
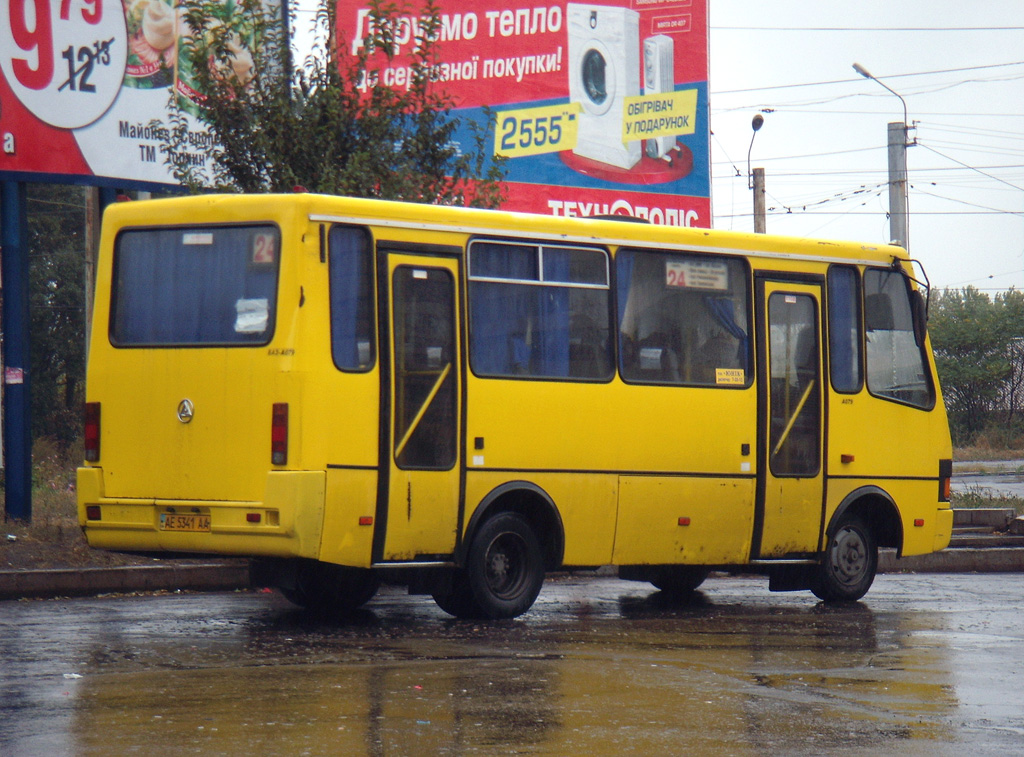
[643,34,676,159]
[567,3,641,169]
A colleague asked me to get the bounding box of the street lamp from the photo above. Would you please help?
[853,62,912,249]
[747,112,764,190]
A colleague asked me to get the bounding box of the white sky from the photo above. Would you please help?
[708,0,1024,292]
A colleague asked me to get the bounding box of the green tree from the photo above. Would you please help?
[166,0,505,206]
[929,287,1017,443]
[26,184,87,445]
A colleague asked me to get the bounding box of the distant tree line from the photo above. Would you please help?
[928,287,1024,447]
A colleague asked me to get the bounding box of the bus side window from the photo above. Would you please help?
[863,268,934,409]
[827,266,862,393]
[468,241,613,381]
[617,249,750,387]
[329,226,375,371]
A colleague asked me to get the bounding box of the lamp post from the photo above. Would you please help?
[747,113,765,233]
[853,62,912,250]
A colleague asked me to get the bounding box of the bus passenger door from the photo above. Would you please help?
[754,279,826,559]
[377,253,462,563]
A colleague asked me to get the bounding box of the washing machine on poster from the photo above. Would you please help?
[567,3,641,170]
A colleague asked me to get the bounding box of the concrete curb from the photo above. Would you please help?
[879,548,1024,574]
[0,563,251,600]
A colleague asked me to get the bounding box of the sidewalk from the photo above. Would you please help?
[0,561,252,600]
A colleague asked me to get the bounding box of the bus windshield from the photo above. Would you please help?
[110,224,280,347]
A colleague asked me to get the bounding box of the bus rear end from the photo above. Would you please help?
[77,196,325,561]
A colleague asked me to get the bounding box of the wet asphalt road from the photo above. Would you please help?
[1,573,1022,756]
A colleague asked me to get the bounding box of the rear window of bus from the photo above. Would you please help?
[110,225,280,346]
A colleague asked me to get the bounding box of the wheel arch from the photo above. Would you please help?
[828,485,904,556]
[460,481,565,571]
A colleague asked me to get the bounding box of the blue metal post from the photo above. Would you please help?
[2,181,32,520]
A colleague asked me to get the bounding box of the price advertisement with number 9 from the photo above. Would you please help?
[1,0,127,129]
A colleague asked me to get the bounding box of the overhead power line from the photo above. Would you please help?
[712,60,1024,95]
[713,26,1024,32]
[917,143,1024,191]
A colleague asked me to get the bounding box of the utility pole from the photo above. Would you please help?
[853,64,911,250]
[887,121,909,249]
[85,189,98,357]
[752,167,766,234]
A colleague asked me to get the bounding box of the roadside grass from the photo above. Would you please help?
[951,485,1024,516]
[1,437,93,565]
[2,437,79,532]
[955,442,1024,463]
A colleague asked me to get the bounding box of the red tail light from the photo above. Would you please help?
[84,402,101,462]
[271,403,288,465]
[939,458,952,502]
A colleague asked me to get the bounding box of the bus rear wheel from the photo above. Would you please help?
[464,512,545,619]
[811,514,877,602]
[280,561,380,615]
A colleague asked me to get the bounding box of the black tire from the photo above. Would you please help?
[464,512,545,619]
[280,562,379,615]
[811,514,877,602]
[649,566,711,597]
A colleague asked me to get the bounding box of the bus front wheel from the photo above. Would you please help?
[464,512,545,619]
[811,514,877,602]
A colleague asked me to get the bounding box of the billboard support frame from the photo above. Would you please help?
[2,180,31,521]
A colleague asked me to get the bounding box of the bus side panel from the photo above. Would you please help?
[467,380,755,473]
[463,472,618,567]
[828,393,951,479]
[827,388,952,556]
[612,476,755,565]
[301,368,380,567]
[824,478,951,557]
[319,469,378,567]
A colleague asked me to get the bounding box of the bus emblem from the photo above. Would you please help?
[177,399,195,423]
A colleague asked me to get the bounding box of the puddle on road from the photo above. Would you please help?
[36,589,963,756]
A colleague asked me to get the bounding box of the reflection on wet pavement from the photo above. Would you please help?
[2,574,1021,755]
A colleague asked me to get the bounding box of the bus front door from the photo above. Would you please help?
[376,253,462,563]
[754,279,826,559]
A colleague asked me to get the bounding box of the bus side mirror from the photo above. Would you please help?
[911,289,928,347]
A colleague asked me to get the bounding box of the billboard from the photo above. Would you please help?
[0,0,709,225]
[0,0,259,186]
[340,0,710,226]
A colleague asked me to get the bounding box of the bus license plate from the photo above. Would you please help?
[160,513,211,532]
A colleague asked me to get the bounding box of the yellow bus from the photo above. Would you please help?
[77,193,953,618]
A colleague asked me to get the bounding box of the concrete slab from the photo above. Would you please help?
[880,548,1024,573]
[953,508,1017,528]
[0,563,251,600]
